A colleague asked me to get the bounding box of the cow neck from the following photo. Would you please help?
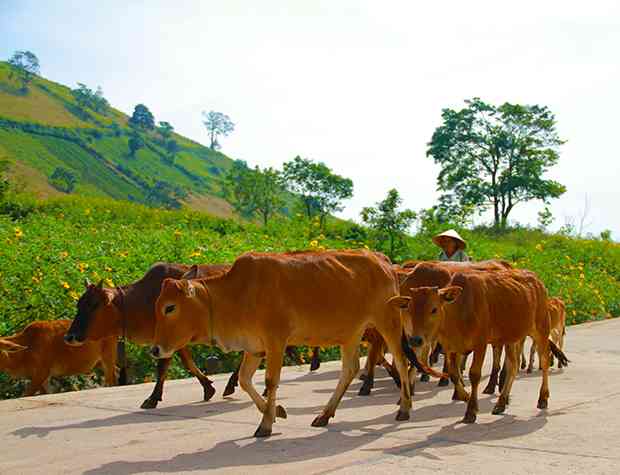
[203,283,217,347]
[115,286,129,372]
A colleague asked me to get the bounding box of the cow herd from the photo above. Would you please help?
[0,249,568,439]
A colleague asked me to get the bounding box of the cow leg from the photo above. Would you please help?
[383,355,401,388]
[310,347,321,371]
[463,345,486,423]
[520,338,527,370]
[178,347,216,402]
[483,344,502,394]
[449,353,469,402]
[312,339,361,427]
[359,339,381,396]
[384,332,412,421]
[419,342,431,383]
[223,360,240,397]
[535,337,551,409]
[438,357,450,387]
[557,330,566,369]
[24,373,49,397]
[429,342,442,366]
[493,343,518,415]
[527,340,536,373]
[141,357,172,409]
[101,340,118,387]
[254,345,286,438]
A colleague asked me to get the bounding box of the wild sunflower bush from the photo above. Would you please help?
[0,195,618,398]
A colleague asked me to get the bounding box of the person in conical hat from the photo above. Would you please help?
[433,229,470,262]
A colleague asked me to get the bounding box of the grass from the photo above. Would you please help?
[0,194,618,398]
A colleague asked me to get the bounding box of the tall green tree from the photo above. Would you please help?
[71,83,109,114]
[7,50,40,91]
[282,156,353,228]
[427,98,566,229]
[361,189,416,260]
[202,111,235,149]
[226,163,285,225]
[129,104,155,130]
[128,131,144,157]
[158,121,174,141]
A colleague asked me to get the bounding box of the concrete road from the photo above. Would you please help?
[1,319,620,474]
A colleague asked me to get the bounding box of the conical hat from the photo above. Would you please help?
[433,229,466,250]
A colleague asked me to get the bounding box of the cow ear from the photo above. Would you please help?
[439,286,462,304]
[178,280,196,298]
[103,289,115,305]
[0,340,28,353]
[387,295,411,310]
[181,265,199,280]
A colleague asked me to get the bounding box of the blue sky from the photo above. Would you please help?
[2,1,619,238]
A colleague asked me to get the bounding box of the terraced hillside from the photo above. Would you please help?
[0,62,235,216]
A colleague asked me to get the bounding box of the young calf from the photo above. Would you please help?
[1,320,117,396]
[527,297,567,372]
[389,267,568,423]
[151,250,412,438]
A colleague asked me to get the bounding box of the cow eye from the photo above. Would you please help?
[431,308,438,315]
[164,304,176,316]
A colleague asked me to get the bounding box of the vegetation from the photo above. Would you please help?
[427,98,566,229]
[202,110,234,150]
[282,156,353,228]
[71,83,109,115]
[128,104,155,130]
[7,51,40,92]
[49,167,77,193]
[0,193,617,398]
[361,189,417,261]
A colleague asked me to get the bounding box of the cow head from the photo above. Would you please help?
[0,339,28,354]
[388,285,462,348]
[151,278,204,359]
[64,279,121,346]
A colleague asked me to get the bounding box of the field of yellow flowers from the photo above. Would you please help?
[1,195,618,398]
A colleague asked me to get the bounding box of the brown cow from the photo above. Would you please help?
[527,297,567,372]
[151,250,413,438]
[64,262,229,408]
[1,320,117,396]
[389,267,568,423]
[361,260,513,398]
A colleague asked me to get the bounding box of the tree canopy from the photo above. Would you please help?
[127,130,144,157]
[7,50,40,91]
[129,104,155,130]
[361,188,416,260]
[226,161,285,225]
[282,156,353,227]
[202,111,234,150]
[427,98,566,228]
[71,83,109,114]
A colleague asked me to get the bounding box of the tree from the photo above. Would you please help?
[71,83,109,114]
[427,98,566,229]
[226,163,285,225]
[7,50,40,91]
[158,121,174,141]
[128,131,144,157]
[49,167,77,193]
[202,111,234,149]
[129,104,155,130]
[361,189,416,260]
[282,156,353,228]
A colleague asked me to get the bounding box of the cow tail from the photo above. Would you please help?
[549,339,569,367]
[117,339,128,386]
[400,333,448,380]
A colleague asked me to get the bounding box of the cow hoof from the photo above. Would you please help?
[395,410,410,421]
[140,398,158,409]
[482,385,495,395]
[310,360,321,372]
[276,405,287,419]
[537,399,548,410]
[437,378,449,387]
[311,414,331,427]
[222,383,236,397]
[254,426,272,438]
[420,373,430,383]
[358,382,372,396]
[492,404,506,415]
[359,373,368,382]
[462,413,477,424]
[262,388,268,398]
[452,391,469,402]
[203,385,216,402]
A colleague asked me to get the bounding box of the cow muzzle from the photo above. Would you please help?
[64,334,85,346]
[408,335,424,348]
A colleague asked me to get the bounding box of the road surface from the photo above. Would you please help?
[1,319,619,474]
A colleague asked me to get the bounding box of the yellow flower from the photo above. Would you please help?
[60,251,69,259]
[69,291,80,301]
[174,230,182,238]
[189,250,202,258]
[105,266,113,272]
[77,262,89,273]
[32,275,41,284]
[363,244,370,250]
[105,278,114,287]
[62,281,71,289]
[14,227,23,239]
[535,243,543,252]
[84,208,91,215]
[309,240,319,248]
[118,250,129,258]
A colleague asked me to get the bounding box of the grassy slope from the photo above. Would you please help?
[0,62,235,217]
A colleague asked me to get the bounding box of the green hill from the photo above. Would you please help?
[0,62,235,216]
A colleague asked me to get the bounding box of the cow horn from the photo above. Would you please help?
[84,278,92,289]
